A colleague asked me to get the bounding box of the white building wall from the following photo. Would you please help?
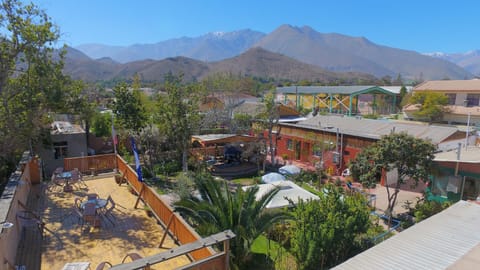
[454,93,468,105]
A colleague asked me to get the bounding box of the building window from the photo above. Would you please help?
[446,93,456,105]
[466,94,480,107]
[287,139,293,150]
[313,144,322,157]
[53,141,68,159]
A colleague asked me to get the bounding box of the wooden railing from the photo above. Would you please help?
[64,153,117,174]
[116,156,215,261]
[64,154,225,268]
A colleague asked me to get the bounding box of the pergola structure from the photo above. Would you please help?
[277,86,397,116]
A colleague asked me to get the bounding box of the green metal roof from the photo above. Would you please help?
[276,86,397,96]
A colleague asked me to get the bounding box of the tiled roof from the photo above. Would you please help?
[286,115,458,144]
[414,79,480,92]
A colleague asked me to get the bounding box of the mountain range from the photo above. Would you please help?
[69,24,475,82]
[64,46,378,84]
[425,50,480,76]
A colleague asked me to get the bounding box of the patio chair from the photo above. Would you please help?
[47,174,64,192]
[53,167,64,174]
[121,252,142,262]
[83,202,101,228]
[74,197,83,210]
[86,193,99,201]
[101,195,116,226]
[71,168,88,188]
[95,261,112,270]
[71,206,85,230]
[121,252,150,270]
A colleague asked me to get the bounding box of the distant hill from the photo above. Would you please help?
[254,25,472,80]
[209,47,377,83]
[63,47,376,84]
[425,50,480,76]
[74,25,472,81]
[76,29,266,63]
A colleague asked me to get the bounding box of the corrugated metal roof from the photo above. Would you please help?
[191,134,237,142]
[333,201,480,270]
[414,79,480,92]
[276,85,397,95]
[287,115,458,144]
[434,146,480,163]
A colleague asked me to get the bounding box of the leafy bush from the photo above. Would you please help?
[154,160,182,176]
[292,170,319,184]
[362,114,379,119]
[414,200,452,222]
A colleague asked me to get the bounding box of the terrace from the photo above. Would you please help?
[0,153,233,270]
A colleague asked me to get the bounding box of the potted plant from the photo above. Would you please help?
[144,205,153,217]
[115,172,125,185]
[127,185,137,195]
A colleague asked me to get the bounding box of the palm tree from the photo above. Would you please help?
[175,172,291,268]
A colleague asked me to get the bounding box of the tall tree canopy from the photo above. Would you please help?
[259,89,280,166]
[0,0,78,185]
[113,81,147,133]
[289,185,372,270]
[156,74,201,172]
[350,132,436,219]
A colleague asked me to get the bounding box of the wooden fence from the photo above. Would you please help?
[116,156,216,261]
[64,153,116,174]
[64,154,227,269]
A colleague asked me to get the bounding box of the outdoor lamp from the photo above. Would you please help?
[0,221,14,230]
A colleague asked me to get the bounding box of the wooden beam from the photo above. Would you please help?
[158,213,175,248]
[110,230,236,270]
[134,184,145,209]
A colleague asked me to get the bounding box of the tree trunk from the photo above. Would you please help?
[182,148,188,172]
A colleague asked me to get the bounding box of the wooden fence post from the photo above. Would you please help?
[134,184,145,209]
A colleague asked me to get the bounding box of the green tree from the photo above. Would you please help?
[350,133,436,221]
[175,173,291,269]
[91,112,111,137]
[409,91,449,122]
[113,82,147,133]
[156,74,201,172]
[258,89,280,166]
[0,0,76,185]
[289,185,371,270]
[398,85,408,108]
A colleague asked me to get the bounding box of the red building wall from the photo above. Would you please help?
[263,126,373,176]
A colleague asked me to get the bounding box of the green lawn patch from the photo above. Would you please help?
[231,177,257,186]
[250,235,296,270]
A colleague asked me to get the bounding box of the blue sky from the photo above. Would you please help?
[32,0,479,53]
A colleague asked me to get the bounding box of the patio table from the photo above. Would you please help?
[56,171,73,192]
[80,198,108,210]
[61,262,90,270]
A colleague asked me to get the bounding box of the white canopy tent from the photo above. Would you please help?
[261,172,286,184]
[278,165,301,175]
[243,181,319,209]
